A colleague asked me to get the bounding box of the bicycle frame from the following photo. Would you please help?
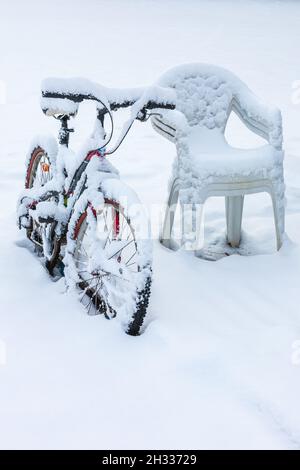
[18,109,122,273]
[52,115,121,259]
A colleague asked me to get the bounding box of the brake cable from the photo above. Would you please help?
[105,118,135,155]
[95,99,114,152]
[104,110,164,155]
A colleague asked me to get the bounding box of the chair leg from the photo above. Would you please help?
[225,195,244,247]
[160,180,179,250]
[181,200,206,251]
[268,186,284,251]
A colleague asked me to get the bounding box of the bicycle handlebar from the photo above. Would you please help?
[41,77,176,117]
[41,89,175,113]
[41,78,176,154]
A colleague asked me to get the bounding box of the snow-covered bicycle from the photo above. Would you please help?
[17,78,175,335]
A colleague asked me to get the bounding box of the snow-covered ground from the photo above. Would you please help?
[1,0,300,449]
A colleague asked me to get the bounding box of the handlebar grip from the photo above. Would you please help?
[145,100,176,110]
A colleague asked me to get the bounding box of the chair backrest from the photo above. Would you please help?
[157,64,244,133]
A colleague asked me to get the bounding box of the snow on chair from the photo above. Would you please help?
[151,63,285,255]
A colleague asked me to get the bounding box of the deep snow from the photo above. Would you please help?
[1,0,300,449]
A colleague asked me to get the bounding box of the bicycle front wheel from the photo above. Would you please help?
[65,185,152,335]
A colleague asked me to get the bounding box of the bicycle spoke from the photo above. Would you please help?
[74,201,143,317]
[125,252,137,266]
[107,239,134,260]
[103,223,114,248]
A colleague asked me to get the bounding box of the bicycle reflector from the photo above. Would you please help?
[41,162,50,172]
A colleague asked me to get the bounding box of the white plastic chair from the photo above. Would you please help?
[151,64,285,253]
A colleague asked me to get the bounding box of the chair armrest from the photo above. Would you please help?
[151,109,188,143]
[232,89,283,150]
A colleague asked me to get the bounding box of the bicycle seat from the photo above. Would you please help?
[41,96,80,117]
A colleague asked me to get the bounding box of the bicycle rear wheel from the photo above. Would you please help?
[26,146,53,189]
[24,139,57,246]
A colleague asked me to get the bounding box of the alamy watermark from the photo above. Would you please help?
[291,80,300,105]
[0,80,6,105]
[291,340,300,366]
[0,339,7,366]
[94,198,206,250]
